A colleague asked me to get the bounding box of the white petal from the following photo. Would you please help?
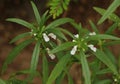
[72,40,76,42]
[88,44,97,52]
[88,44,94,48]
[46,48,55,60]
[33,33,37,36]
[49,53,56,59]
[70,45,77,55]
[48,33,56,40]
[74,34,79,38]
[43,33,50,42]
[89,32,96,36]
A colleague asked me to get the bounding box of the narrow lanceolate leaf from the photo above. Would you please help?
[105,23,118,34]
[6,18,35,29]
[89,20,99,33]
[58,28,74,38]
[80,51,91,84]
[51,42,76,54]
[2,39,34,73]
[31,1,41,25]
[93,49,118,74]
[45,18,74,31]
[96,68,112,75]
[97,0,120,24]
[11,69,40,78]
[40,11,49,27]
[104,40,120,46]
[68,73,74,84]
[46,53,71,84]
[55,72,65,84]
[94,79,112,84]
[87,34,120,41]
[0,79,6,84]
[10,32,31,44]
[103,47,116,65]
[42,56,49,84]
[29,41,40,80]
[94,7,120,23]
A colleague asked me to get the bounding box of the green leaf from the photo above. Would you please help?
[96,68,112,75]
[118,55,120,71]
[47,28,68,41]
[96,0,120,24]
[58,28,74,38]
[103,47,116,65]
[6,18,35,29]
[0,79,6,84]
[90,59,101,73]
[31,1,41,25]
[93,49,118,74]
[55,72,65,84]
[80,51,91,84]
[67,73,74,84]
[51,42,76,54]
[94,79,112,84]
[94,7,120,23]
[104,40,120,46]
[42,56,49,84]
[10,32,31,43]
[46,53,71,84]
[105,23,118,34]
[40,11,49,27]
[6,78,27,84]
[2,39,34,73]
[45,18,74,31]
[89,20,99,33]
[87,34,120,41]
[29,41,40,80]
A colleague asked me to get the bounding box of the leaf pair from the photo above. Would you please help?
[94,0,120,24]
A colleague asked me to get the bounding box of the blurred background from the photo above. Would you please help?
[0,0,120,84]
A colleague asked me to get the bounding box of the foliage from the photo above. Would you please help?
[48,0,70,19]
[1,0,120,84]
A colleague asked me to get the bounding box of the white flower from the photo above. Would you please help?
[46,48,55,59]
[74,34,79,38]
[114,78,118,82]
[48,53,56,60]
[33,33,37,36]
[43,33,50,42]
[89,32,96,36]
[72,40,76,42]
[70,45,77,55]
[48,33,56,40]
[88,44,97,52]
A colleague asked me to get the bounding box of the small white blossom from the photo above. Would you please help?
[70,45,77,55]
[72,40,76,42]
[88,44,97,52]
[43,33,50,42]
[114,78,117,82]
[74,34,79,38]
[89,32,96,36]
[33,33,37,36]
[48,53,56,59]
[48,33,56,40]
[46,48,55,60]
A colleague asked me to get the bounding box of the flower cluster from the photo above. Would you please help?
[43,33,56,59]
[70,32,97,55]
[46,48,56,59]
[42,33,56,42]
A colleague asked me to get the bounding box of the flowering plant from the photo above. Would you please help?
[1,0,120,84]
